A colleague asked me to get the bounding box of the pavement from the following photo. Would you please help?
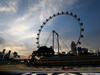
[0,64,100,73]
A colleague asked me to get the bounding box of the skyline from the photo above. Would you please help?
[0,0,100,58]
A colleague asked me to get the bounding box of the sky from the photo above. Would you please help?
[0,0,100,59]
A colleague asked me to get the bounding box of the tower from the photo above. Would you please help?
[2,49,5,55]
[71,41,76,55]
[2,49,6,60]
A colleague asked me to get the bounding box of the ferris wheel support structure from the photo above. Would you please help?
[52,30,60,55]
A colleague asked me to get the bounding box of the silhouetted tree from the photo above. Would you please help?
[13,52,20,58]
[11,51,20,64]
[36,46,55,57]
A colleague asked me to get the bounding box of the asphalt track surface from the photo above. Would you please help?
[0,64,100,75]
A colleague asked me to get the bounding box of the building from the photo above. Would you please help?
[71,41,77,55]
[77,47,89,55]
[0,49,11,60]
[4,50,11,60]
[0,49,5,60]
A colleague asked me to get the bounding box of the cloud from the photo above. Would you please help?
[0,37,34,58]
[0,0,19,13]
[29,0,78,22]
[0,38,5,45]
[0,0,81,58]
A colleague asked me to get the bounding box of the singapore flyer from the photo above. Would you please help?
[36,11,84,53]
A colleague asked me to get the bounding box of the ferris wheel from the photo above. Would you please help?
[36,11,84,53]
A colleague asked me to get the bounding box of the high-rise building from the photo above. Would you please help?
[71,41,76,55]
[0,49,6,60]
[4,50,11,60]
[0,49,11,60]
